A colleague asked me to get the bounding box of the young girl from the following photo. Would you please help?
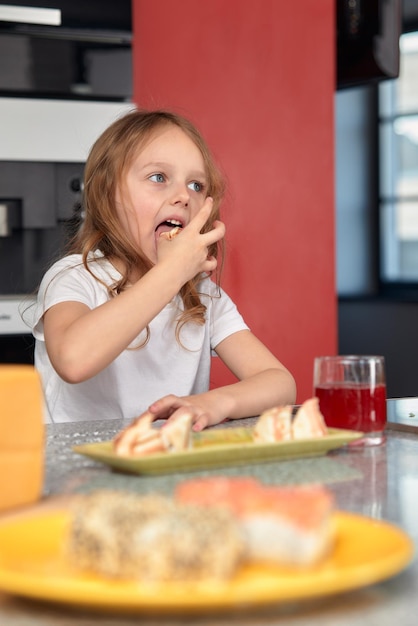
[31,108,296,427]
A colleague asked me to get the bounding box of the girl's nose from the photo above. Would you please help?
[171,183,190,206]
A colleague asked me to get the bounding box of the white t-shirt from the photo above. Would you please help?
[31,253,249,423]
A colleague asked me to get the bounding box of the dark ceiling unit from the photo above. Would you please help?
[337,0,402,89]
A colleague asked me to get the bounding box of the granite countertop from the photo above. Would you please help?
[43,417,362,498]
[1,415,418,625]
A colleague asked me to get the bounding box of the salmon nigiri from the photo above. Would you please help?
[175,477,335,567]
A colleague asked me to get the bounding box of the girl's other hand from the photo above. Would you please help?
[147,393,225,432]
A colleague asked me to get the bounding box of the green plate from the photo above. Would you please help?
[73,427,363,476]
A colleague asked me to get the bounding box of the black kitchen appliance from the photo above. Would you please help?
[337,0,402,89]
[0,0,132,100]
[0,161,84,363]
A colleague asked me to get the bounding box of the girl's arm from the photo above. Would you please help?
[43,203,224,383]
[146,329,297,431]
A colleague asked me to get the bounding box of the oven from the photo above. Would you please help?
[0,160,84,364]
[0,297,35,363]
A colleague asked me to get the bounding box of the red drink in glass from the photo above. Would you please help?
[314,382,387,433]
[313,355,387,446]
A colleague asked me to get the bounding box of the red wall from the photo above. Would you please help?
[132,0,337,402]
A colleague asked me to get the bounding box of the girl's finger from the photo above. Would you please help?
[187,198,214,231]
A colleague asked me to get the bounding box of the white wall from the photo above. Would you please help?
[0,98,133,162]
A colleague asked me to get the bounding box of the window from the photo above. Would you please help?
[379,32,418,285]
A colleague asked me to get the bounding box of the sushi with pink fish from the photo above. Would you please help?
[175,476,335,567]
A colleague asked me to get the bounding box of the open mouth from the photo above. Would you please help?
[155,219,184,238]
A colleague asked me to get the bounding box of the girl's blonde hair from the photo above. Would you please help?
[68,108,226,338]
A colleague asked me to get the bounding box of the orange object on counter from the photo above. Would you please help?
[0,365,44,512]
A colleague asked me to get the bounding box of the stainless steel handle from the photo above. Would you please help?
[0,201,21,237]
[0,4,61,26]
[0,203,9,237]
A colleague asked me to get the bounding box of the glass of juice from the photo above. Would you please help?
[313,355,387,446]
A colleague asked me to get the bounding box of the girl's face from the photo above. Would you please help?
[115,124,208,263]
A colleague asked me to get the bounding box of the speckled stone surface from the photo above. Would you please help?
[1,410,418,626]
[44,418,362,497]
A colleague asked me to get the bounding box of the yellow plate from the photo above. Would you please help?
[0,510,413,614]
[73,427,363,475]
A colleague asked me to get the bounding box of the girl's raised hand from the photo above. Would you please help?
[156,198,225,281]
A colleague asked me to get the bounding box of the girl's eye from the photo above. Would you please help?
[188,181,204,193]
[149,173,165,183]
